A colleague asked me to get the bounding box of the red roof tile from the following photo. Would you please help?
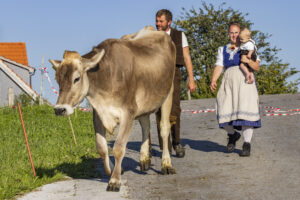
[0,42,29,66]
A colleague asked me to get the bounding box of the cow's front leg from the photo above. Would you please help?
[160,85,176,175]
[93,110,112,176]
[107,112,134,192]
[138,115,151,171]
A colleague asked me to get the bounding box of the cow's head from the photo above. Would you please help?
[49,49,105,116]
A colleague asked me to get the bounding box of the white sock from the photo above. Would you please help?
[224,126,235,135]
[242,126,253,143]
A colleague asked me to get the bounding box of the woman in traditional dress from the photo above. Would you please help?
[210,22,261,156]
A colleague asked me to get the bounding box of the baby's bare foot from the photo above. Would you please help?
[247,73,254,84]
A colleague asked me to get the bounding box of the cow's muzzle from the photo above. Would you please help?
[54,107,66,116]
[54,104,74,116]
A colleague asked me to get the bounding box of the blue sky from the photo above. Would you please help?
[1,0,299,105]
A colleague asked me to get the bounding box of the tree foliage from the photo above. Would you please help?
[174,2,299,99]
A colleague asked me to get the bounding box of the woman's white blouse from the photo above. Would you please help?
[215,44,260,67]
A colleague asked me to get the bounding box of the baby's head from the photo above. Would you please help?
[239,28,251,43]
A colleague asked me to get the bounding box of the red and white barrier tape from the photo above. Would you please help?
[181,109,196,112]
[264,106,300,117]
[192,109,216,114]
[264,112,300,116]
[41,67,59,96]
[182,109,216,114]
[182,106,300,117]
[79,107,91,112]
[265,106,280,110]
[265,108,300,113]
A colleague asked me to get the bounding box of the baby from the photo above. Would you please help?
[239,28,257,84]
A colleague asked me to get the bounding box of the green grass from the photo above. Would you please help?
[0,105,100,199]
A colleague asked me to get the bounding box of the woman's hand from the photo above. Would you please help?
[240,56,250,64]
[241,56,260,71]
[210,66,223,93]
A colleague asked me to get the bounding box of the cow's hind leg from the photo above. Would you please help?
[160,84,176,175]
[93,110,112,176]
[138,114,151,171]
[107,112,134,192]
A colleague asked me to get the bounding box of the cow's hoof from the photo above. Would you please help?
[161,166,176,175]
[106,182,120,192]
[140,158,151,171]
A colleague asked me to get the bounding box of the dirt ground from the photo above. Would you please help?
[115,93,300,200]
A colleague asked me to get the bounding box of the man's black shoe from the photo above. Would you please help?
[227,132,241,152]
[240,142,251,157]
[174,144,185,158]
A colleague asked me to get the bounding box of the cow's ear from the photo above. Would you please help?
[83,49,105,71]
[49,59,61,71]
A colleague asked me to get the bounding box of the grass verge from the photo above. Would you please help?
[0,105,100,199]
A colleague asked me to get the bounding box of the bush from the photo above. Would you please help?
[14,93,40,106]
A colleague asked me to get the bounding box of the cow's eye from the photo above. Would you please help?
[74,77,80,84]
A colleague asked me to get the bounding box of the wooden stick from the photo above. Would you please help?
[187,90,191,100]
[39,55,44,105]
[17,103,36,177]
[68,116,77,145]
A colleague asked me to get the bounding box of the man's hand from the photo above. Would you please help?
[210,81,217,93]
[183,46,196,93]
[188,79,196,93]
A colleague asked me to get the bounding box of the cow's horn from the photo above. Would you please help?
[49,59,61,70]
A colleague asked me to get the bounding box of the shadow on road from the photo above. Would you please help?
[34,153,159,183]
[125,139,243,157]
[126,141,171,158]
[181,138,241,154]
[35,156,107,181]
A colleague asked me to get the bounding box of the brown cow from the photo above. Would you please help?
[49,26,176,191]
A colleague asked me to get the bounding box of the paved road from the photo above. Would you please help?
[18,94,300,200]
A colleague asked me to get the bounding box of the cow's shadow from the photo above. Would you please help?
[35,156,108,182]
[109,141,162,173]
[35,154,157,181]
[110,140,162,158]
[125,139,241,155]
[181,138,242,154]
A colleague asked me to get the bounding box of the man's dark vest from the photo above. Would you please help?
[170,29,185,66]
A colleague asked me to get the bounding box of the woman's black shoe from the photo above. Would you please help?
[240,142,251,157]
[227,132,241,152]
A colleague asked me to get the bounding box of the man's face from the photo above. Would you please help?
[229,25,240,44]
[156,15,171,31]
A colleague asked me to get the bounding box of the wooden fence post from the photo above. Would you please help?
[8,87,14,106]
